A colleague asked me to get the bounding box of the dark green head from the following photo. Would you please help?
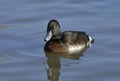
[44,19,61,41]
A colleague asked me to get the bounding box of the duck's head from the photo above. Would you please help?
[44,19,61,41]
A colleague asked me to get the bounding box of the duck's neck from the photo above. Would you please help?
[52,33,62,40]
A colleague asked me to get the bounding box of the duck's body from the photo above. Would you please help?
[44,19,94,53]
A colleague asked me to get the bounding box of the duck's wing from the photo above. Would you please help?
[61,31,87,43]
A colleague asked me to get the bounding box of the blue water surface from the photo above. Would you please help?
[0,0,120,81]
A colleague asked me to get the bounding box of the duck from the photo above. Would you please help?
[44,19,94,53]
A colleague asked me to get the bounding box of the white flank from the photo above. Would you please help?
[68,44,85,53]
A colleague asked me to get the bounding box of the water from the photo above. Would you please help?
[0,0,120,81]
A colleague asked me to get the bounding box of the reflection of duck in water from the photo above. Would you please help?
[44,19,94,53]
[45,48,86,81]
[45,53,61,81]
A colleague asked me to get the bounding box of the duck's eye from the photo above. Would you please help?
[53,26,56,29]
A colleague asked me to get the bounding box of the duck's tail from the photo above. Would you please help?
[87,36,94,47]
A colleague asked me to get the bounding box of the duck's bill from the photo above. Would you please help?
[44,30,52,42]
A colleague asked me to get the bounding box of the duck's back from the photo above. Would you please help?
[61,31,89,45]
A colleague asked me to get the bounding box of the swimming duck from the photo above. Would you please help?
[44,19,94,53]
